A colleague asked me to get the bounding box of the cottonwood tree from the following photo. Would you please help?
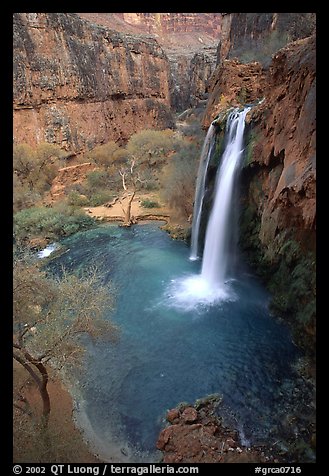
[117,156,145,226]
[125,129,178,167]
[13,143,65,211]
[13,256,118,428]
[117,130,183,226]
[160,142,200,220]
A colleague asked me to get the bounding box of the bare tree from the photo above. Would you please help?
[118,157,145,226]
[13,257,118,428]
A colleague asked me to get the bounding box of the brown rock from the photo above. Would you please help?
[202,60,266,127]
[156,426,174,450]
[225,437,237,449]
[13,13,174,153]
[217,13,315,63]
[181,407,198,423]
[156,399,274,464]
[28,237,49,249]
[49,162,98,200]
[77,13,221,110]
[166,408,180,424]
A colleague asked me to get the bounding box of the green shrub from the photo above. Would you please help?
[13,142,64,199]
[14,206,96,243]
[86,141,126,168]
[140,199,160,208]
[13,174,42,212]
[126,129,178,165]
[243,130,258,167]
[86,170,111,189]
[89,191,114,206]
[67,191,89,207]
[160,142,200,219]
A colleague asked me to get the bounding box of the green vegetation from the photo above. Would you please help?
[239,197,316,354]
[243,129,258,167]
[88,191,114,207]
[14,126,204,217]
[140,199,160,208]
[85,141,126,168]
[13,254,118,460]
[66,190,89,207]
[81,128,202,218]
[13,142,65,212]
[13,205,96,245]
[269,237,316,330]
[126,129,178,166]
[160,142,200,219]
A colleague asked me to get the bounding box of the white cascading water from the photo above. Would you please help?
[201,106,251,287]
[167,106,250,309]
[189,124,216,260]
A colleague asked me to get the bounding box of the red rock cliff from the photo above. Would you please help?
[13,13,174,153]
[248,35,316,254]
[202,35,316,352]
[218,13,316,64]
[78,13,222,45]
[77,13,223,111]
[203,34,315,253]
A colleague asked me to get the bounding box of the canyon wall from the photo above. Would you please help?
[13,13,316,152]
[203,34,316,352]
[246,35,316,254]
[78,13,222,46]
[13,13,174,154]
[121,12,222,37]
[217,13,316,64]
[77,13,222,111]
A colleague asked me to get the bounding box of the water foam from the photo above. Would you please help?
[165,273,237,311]
[37,242,59,258]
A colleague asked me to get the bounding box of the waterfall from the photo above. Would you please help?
[168,106,250,308]
[190,124,216,260]
[201,106,251,287]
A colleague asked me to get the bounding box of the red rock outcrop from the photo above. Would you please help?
[13,13,174,153]
[247,35,316,253]
[78,13,222,47]
[49,162,98,201]
[203,34,315,255]
[202,59,266,127]
[77,13,223,111]
[217,13,316,63]
[156,400,273,463]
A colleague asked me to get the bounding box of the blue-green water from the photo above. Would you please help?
[47,223,304,461]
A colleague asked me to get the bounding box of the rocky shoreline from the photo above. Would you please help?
[156,380,316,464]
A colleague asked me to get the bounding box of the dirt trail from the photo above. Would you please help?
[84,192,171,223]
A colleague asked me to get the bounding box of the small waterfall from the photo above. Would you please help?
[201,106,251,288]
[190,124,216,260]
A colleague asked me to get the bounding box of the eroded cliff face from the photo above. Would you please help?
[13,13,174,153]
[247,35,316,253]
[77,13,222,111]
[202,59,266,127]
[202,35,316,353]
[217,13,316,64]
[78,13,222,47]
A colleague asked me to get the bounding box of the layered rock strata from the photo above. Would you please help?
[13,13,174,153]
[77,13,222,111]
